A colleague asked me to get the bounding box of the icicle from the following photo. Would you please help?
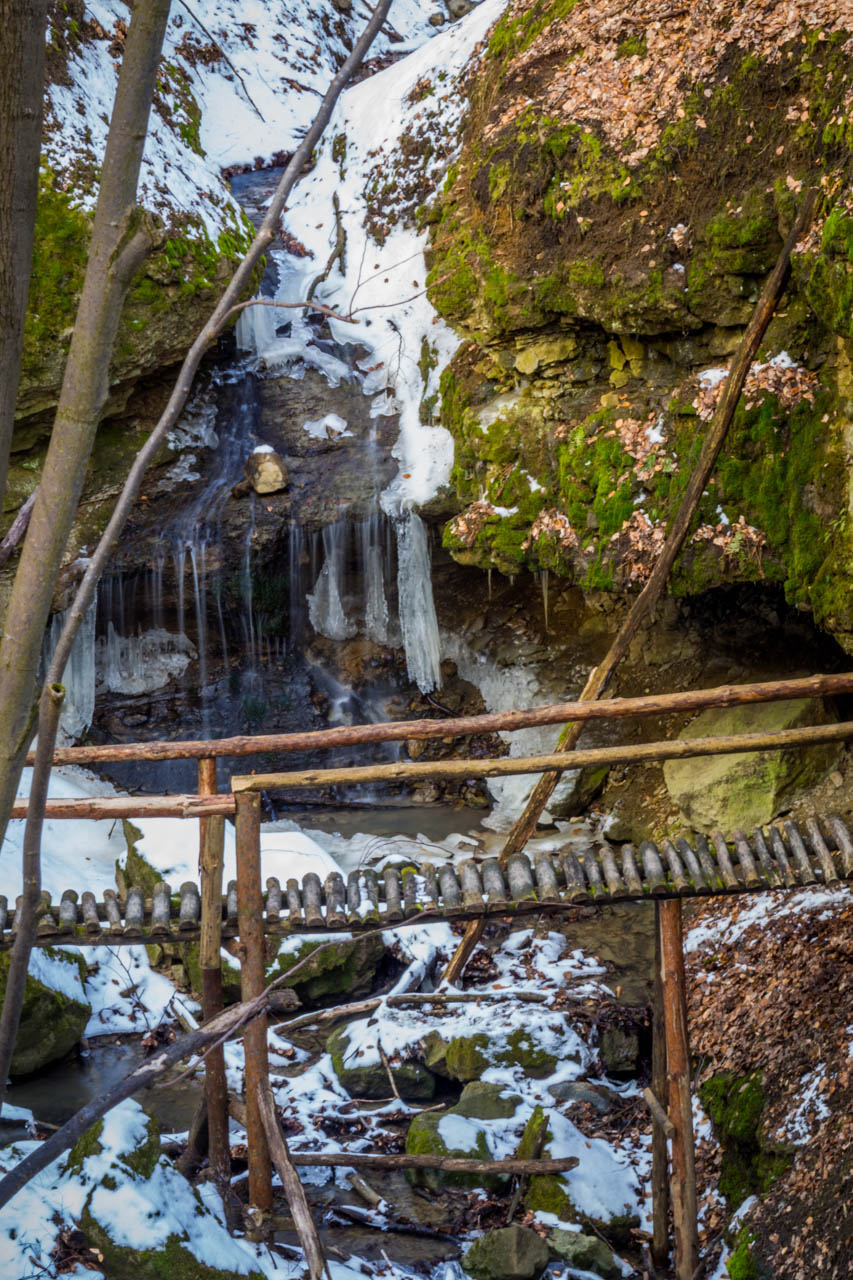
[541,568,549,631]
[235,294,278,356]
[42,599,97,743]
[361,513,389,643]
[308,523,356,641]
[395,511,441,694]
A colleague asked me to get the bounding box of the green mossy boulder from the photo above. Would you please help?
[431,1028,560,1082]
[547,1230,620,1278]
[183,943,242,1005]
[663,698,840,832]
[268,933,385,1005]
[461,1225,550,1280]
[0,949,90,1076]
[327,1025,436,1101]
[405,1083,523,1191]
[699,1071,791,1209]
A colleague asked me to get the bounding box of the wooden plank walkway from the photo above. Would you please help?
[5,813,851,949]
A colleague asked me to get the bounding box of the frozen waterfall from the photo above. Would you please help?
[395,511,441,694]
[42,601,97,744]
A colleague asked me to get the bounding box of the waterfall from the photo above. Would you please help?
[360,513,390,644]
[42,601,97,743]
[395,511,441,694]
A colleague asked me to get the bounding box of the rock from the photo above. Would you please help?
[426,1027,563,1081]
[547,1080,621,1114]
[245,446,289,494]
[0,949,91,1076]
[327,1025,436,1102]
[547,1230,620,1278]
[404,1083,522,1191]
[514,333,579,375]
[71,1101,264,1279]
[462,1226,550,1280]
[428,11,446,25]
[267,933,384,1005]
[599,1026,640,1076]
[447,0,476,18]
[663,698,841,832]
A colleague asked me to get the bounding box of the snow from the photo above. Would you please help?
[785,1063,831,1144]
[302,412,352,440]
[685,886,853,954]
[698,366,729,388]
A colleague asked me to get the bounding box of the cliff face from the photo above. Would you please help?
[426,0,853,645]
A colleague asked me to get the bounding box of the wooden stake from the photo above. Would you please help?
[651,901,670,1268]
[496,187,819,860]
[235,791,272,1213]
[257,1077,327,1280]
[198,757,229,1188]
[659,899,697,1280]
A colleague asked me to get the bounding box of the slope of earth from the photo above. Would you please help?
[424,0,853,650]
[685,887,853,1279]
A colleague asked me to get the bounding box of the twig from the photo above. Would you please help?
[0,491,37,571]
[220,297,356,327]
[307,192,346,301]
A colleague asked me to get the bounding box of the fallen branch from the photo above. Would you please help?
[257,1078,328,1280]
[0,490,37,571]
[177,0,265,122]
[271,1151,580,1175]
[307,191,346,300]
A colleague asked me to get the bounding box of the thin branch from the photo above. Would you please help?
[177,0,266,122]
[0,490,37,571]
[220,297,356,328]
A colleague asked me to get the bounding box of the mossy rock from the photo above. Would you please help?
[406,1111,507,1193]
[80,1212,259,1280]
[547,1229,620,1279]
[523,1113,639,1242]
[700,1071,791,1208]
[439,1028,560,1081]
[0,948,90,1076]
[663,698,840,832]
[117,821,161,897]
[461,1225,550,1280]
[327,1024,436,1101]
[267,933,385,1005]
[455,1081,523,1120]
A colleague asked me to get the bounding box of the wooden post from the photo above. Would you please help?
[198,757,229,1187]
[235,790,272,1213]
[651,901,670,1269]
[659,899,697,1280]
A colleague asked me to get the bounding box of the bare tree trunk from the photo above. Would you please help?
[0,0,48,508]
[0,683,64,1108]
[0,1,172,842]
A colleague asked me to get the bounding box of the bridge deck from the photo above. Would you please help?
[4,814,851,949]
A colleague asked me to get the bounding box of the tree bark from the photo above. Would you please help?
[0,0,171,849]
[497,188,818,859]
[0,0,48,509]
[0,683,64,1109]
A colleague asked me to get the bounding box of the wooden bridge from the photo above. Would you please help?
[8,668,853,1280]
[5,813,852,948]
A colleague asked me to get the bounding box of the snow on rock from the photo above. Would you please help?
[278,0,508,511]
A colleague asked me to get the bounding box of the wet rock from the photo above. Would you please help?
[461,1226,550,1280]
[547,1080,621,1114]
[245,446,289,494]
[599,1026,640,1077]
[0,949,91,1076]
[663,697,841,832]
[547,1230,620,1279]
[327,1025,437,1102]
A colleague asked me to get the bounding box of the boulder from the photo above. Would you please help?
[245,446,289,495]
[327,1025,436,1102]
[70,1101,264,1279]
[547,1230,620,1278]
[447,0,477,18]
[0,949,91,1076]
[405,1083,522,1191]
[462,1226,550,1280]
[426,1028,560,1081]
[663,698,840,832]
[268,932,384,1005]
[547,1080,621,1114]
[599,1026,640,1077]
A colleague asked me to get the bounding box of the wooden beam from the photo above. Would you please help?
[9,795,236,820]
[651,902,670,1269]
[198,757,229,1189]
[24,671,853,766]
[231,719,853,792]
[659,899,697,1280]
[235,791,272,1213]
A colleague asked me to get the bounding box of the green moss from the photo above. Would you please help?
[700,1072,791,1208]
[0,947,90,1077]
[20,167,90,377]
[119,821,162,897]
[81,1208,259,1280]
[616,34,647,59]
[445,1032,491,1080]
[267,933,384,1003]
[487,0,580,61]
[65,1119,105,1176]
[727,1228,763,1280]
[406,1108,506,1191]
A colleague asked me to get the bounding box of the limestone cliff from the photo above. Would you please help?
[425,0,853,645]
